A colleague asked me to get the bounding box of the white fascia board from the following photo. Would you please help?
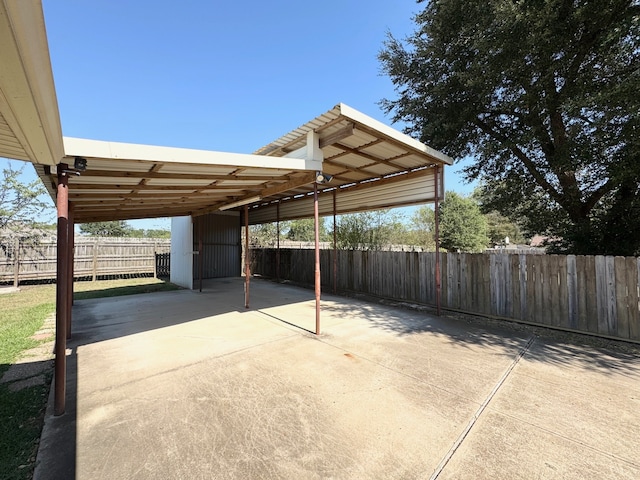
[338,103,453,165]
[63,137,323,171]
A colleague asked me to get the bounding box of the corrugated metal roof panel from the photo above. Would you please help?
[248,168,441,225]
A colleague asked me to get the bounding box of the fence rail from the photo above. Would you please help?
[251,249,640,342]
[0,237,170,284]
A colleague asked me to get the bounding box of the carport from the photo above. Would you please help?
[0,2,452,416]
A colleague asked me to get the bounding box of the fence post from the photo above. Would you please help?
[13,237,20,288]
[153,242,157,278]
[92,241,98,281]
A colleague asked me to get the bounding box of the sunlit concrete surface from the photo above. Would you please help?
[35,278,640,479]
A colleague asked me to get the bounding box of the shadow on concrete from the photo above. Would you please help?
[69,276,640,378]
[34,348,77,480]
[35,276,640,479]
[318,290,640,377]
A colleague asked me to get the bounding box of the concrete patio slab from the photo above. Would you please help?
[35,278,640,479]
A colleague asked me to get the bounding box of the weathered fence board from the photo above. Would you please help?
[251,248,640,342]
[0,237,170,284]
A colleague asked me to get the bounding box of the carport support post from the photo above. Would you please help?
[314,182,321,335]
[198,216,203,293]
[276,202,280,283]
[332,189,337,295]
[54,164,69,416]
[434,165,441,316]
[66,202,74,338]
[244,205,250,308]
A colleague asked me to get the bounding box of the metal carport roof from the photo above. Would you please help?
[0,0,452,415]
[31,104,451,224]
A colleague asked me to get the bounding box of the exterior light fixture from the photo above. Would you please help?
[315,172,333,184]
[74,156,87,171]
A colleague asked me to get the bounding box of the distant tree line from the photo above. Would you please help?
[250,190,526,253]
[79,220,170,239]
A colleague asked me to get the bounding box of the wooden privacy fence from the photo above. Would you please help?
[0,237,171,285]
[251,249,640,342]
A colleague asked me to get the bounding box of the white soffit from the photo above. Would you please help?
[0,1,63,166]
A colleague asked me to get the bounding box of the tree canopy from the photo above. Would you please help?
[380,0,640,255]
[336,210,408,250]
[439,192,489,252]
[1,162,53,237]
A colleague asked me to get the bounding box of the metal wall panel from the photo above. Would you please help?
[192,212,241,279]
[170,216,193,289]
[248,168,441,224]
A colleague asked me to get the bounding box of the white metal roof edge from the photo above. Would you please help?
[0,1,64,166]
[254,103,453,165]
[337,103,453,165]
[63,137,323,171]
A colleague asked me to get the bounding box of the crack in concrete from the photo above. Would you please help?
[429,335,537,480]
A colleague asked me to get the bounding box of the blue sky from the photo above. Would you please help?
[8,0,476,229]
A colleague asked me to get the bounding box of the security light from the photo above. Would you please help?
[315,172,333,184]
[74,156,87,171]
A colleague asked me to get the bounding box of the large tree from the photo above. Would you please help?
[439,192,489,252]
[380,0,640,255]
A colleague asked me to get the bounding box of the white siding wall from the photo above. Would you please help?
[170,216,193,289]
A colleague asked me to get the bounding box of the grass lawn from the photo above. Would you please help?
[0,278,180,480]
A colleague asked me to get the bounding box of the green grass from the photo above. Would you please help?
[0,377,52,480]
[0,278,179,480]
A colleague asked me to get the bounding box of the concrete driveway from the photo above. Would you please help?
[35,278,640,479]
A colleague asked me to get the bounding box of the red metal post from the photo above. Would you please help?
[332,189,337,295]
[54,165,69,416]
[276,202,280,283]
[198,216,203,293]
[314,182,321,335]
[66,203,74,339]
[434,165,441,316]
[244,205,250,308]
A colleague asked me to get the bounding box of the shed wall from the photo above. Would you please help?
[192,212,241,279]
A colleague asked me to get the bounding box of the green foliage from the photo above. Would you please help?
[484,211,526,246]
[78,221,170,238]
[0,381,51,480]
[380,0,640,255]
[250,221,290,247]
[336,210,408,250]
[79,220,133,237]
[408,206,436,249]
[0,162,53,236]
[143,228,171,239]
[128,227,171,238]
[286,218,328,242]
[439,192,489,252]
[0,286,56,479]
